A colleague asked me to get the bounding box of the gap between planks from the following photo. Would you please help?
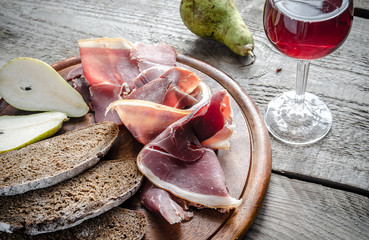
[355,8,369,19]
[271,169,369,198]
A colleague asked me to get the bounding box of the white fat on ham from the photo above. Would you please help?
[188,82,212,110]
[200,122,235,149]
[131,42,177,71]
[78,38,134,49]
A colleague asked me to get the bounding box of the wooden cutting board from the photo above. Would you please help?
[0,54,271,240]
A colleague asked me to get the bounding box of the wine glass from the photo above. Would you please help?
[263,0,354,145]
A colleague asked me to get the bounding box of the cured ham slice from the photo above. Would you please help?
[108,83,211,145]
[133,66,170,89]
[127,67,200,109]
[138,90,240,218]
[78,38,139,124]
[159,67,201,94]
[131,42,177,71]
[191,90,234,149]
[138,147,241,209]
[66,64,83,80]
[79,38,139,90]
[107,99,192,145]
[140,180,193,224]
[159,67,202,108]
[71,76,91,106]
[147,111,204,162]
[90,83,122,124]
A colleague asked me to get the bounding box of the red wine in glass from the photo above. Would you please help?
[262,0,354,145]
[264,0,354,60]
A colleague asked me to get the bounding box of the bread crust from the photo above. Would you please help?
[0,122,119,196]
[0,159,143,235]
[0,207,147,240]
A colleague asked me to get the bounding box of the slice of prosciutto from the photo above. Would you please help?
[146,111,205,162]
[147,90,234,152]
[89,83,122,124]
[131,42,177,71]
[138,90,240,217]
[138,147,241,209]
[191,90,235,149]
[140,180,193,224]
[108,81,212,145]
[78,38,139,124]
[127,67,201,109]
[79,38,139,90]
[106,99,192,145]
[133,65,171,89]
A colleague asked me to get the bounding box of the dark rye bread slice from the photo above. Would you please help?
[0,121,119,196]
[0,158,143,235]
[0,207,147,240]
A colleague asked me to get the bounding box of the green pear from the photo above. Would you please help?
[0,57,89,117]
[0,111,68,153]
[180,0,254,56]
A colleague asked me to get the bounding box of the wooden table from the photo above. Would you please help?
[0,0,368,239]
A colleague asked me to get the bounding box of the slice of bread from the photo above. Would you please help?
[0,121,119,196]
[0,207,147,240]
[0,158,143,235]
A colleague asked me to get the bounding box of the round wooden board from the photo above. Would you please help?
[1,54,271,239]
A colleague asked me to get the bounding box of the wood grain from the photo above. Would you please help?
[247,173,369,240]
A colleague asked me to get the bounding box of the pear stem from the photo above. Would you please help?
[247,50,254,58]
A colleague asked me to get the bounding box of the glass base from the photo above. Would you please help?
[264,91,332,145]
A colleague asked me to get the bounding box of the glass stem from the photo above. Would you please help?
[295,60,310,105]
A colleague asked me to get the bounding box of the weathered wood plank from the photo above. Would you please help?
[246,173,369,239]
[0,0,368,192]
[356,0,369,11]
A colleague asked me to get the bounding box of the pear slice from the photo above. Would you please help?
[0,111,68,153]
[0,57,89,117]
